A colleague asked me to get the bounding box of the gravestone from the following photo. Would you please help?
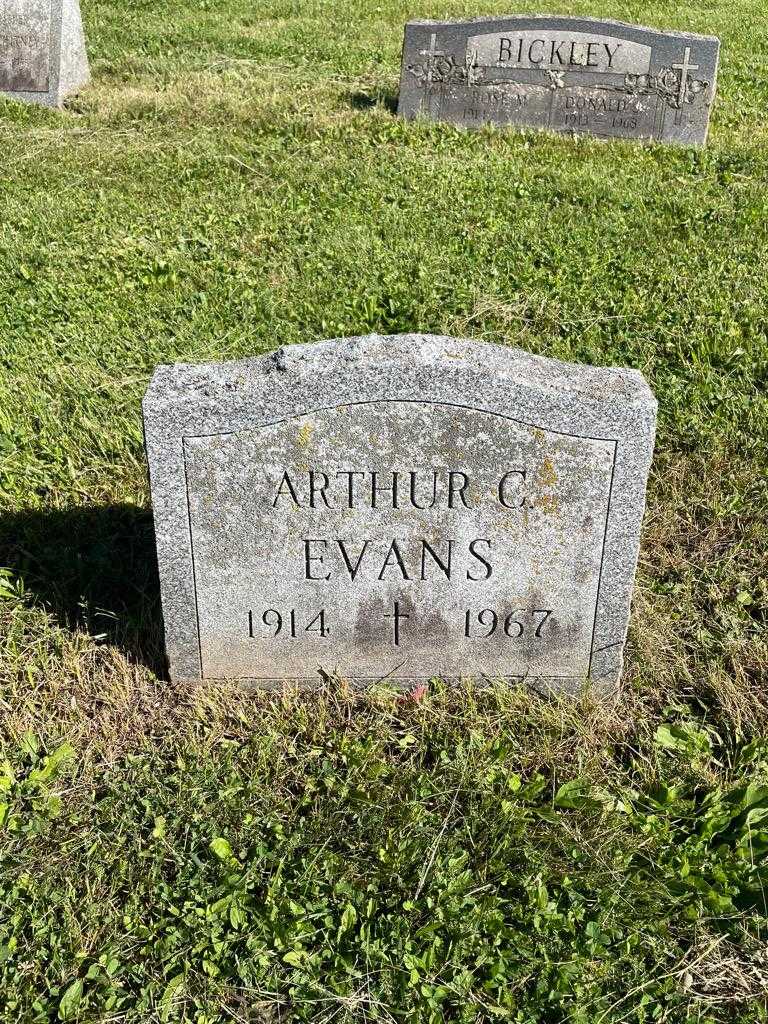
[143,335,657,693]
[0,0,89,108]
[398,16,719,146]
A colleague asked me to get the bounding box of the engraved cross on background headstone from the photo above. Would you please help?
[419,32,445,85]
[672,46,699,125]
[465,49,482,86]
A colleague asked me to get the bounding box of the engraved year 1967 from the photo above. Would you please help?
[464,608,553,638]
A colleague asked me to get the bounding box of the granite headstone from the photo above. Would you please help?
[0,0,89,108]
[398,16,719,146]
[143,335,657,693]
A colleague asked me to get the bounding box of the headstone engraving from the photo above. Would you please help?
[398,16,719,146]
[0,0,88,107]
[143,335,657,693]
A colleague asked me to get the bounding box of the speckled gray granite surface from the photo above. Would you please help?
[0,0,89,108]
[143,335,657,693]
[398,15,719,146]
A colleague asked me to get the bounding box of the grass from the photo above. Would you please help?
[1,0,768,1020]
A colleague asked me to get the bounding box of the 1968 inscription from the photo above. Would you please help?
[182,401,616,682]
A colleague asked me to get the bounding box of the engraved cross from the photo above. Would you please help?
[419,32,445,84]
[671,46,699,122]
[385,600,410,647]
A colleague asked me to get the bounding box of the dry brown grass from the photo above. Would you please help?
[683,933,768,1007]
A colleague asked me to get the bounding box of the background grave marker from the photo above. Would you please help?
[0,0,89,107]
[398,15,719,146]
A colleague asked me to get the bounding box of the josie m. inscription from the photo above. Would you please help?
[398,15,720,146]
[143,334,657,692]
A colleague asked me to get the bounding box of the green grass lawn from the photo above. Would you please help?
[1,0,768,1020]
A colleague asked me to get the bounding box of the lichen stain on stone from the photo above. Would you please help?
[533,455,560,515]
[297,422,314,450]
[537,456,557,488]
[534,489,560,515]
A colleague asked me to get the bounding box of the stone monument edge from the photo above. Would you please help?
[57,0,90,101]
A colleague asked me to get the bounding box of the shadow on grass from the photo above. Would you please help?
[0,504,165,677]
[348,88,399,115]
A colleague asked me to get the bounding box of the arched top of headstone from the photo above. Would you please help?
[271,334,653,405]
[144,334,656,435]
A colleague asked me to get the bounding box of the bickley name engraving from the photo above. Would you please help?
[495,36,623,70]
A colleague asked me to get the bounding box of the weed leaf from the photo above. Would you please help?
[159,974,185,1022]
[58,979,83,1020]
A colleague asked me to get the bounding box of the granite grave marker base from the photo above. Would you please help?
[398,16,719,146]
[143,335,657,695]
[0,0,89,108]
